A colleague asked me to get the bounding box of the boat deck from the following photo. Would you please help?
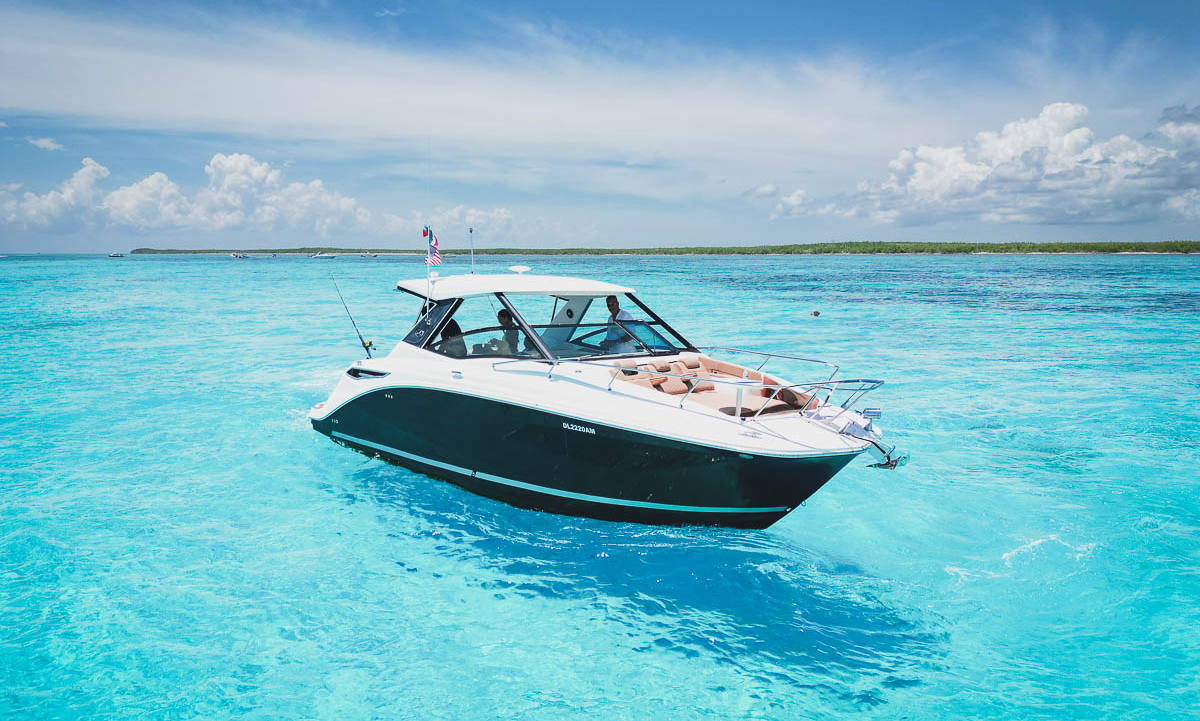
[609,355,818,418]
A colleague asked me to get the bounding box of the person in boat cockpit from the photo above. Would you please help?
[600,295,635,351]
[497,309,538,355]
[439,319,468,358]
[497,309,520,353]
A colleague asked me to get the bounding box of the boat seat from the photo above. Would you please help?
[610,360,656,390]
[759,372,820,410]
[671,358,715,393]
[775,387,819,410]
[698,356,764,383]
[610,359,639,376]
[640,361,688,394]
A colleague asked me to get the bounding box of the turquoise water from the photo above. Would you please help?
[2,253,1198,720]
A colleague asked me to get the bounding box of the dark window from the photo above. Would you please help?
[403,298,456,348]
[426,295,543,359]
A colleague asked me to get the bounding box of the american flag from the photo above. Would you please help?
[423,226,442,266]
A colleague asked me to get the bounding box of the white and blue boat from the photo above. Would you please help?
[310,271,904,528]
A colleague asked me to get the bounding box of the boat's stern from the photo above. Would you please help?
[309,359,395,437]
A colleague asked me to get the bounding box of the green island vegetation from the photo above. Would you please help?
[130,240,1199,255]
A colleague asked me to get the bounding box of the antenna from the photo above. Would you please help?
[331,277,373,358]
[469,226,476,274]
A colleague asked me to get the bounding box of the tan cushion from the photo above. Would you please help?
[611,359,638,377]
[778,388,818,410]
[699,356,763,382]
[671,360,716,394]
[659,377,690,395]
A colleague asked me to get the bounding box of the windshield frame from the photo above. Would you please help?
[498,291,696,361]
[399,287,697,362]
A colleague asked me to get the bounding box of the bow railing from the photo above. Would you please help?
[492,356,881,423]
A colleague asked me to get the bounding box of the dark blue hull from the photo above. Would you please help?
[312,387,857,528]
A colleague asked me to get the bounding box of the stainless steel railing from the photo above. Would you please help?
[492,354,881,423]
[697,346,839,380]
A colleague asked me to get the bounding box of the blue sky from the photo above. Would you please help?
[1,0,1198,251]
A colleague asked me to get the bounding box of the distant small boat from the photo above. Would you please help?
[309,252,337,259]
[360,252,378,258]
[108,252,125,258]
[230,252,248,259]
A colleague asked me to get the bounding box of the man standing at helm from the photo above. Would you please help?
[600,295,635,351]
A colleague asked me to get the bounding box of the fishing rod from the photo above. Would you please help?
[331,277,373,358]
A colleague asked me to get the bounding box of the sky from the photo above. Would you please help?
[1,0,1198,252]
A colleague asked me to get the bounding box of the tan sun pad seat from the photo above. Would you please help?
[760,373,820,410]
[697,356,764,383]
[775,387,819,410]
[611,359,655,390]
[671,358,715,393]
[610,359,638,377]
[682,382,792,416]
[625,362,667,391]
[640,360,689,394]
[614,357,662,391]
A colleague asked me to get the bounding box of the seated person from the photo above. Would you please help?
[437,319,468,358]
[497,309,519,353]
[497,308,538,355]
[599,295,636,352]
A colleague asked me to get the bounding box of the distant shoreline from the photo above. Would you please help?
[128,241,1199,255]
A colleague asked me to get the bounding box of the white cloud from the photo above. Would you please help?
[0,120,7,127]
[3,152,514,238]
[770,188,810,219]
[1,6,1198,243]
[0,157,109,228]
[103,172,192,228]
[1164,188,1200,219]
[1158,105,1200,149]
[375,8,407,17]
[27,136,63,150]
[745,183,778,198]
[382,205,514,239]
[100,153,371,233]
[0,5,1007,203]
[801,102,1200,225]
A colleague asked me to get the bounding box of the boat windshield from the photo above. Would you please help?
[501,292,693,359]
[421,295,544,359]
